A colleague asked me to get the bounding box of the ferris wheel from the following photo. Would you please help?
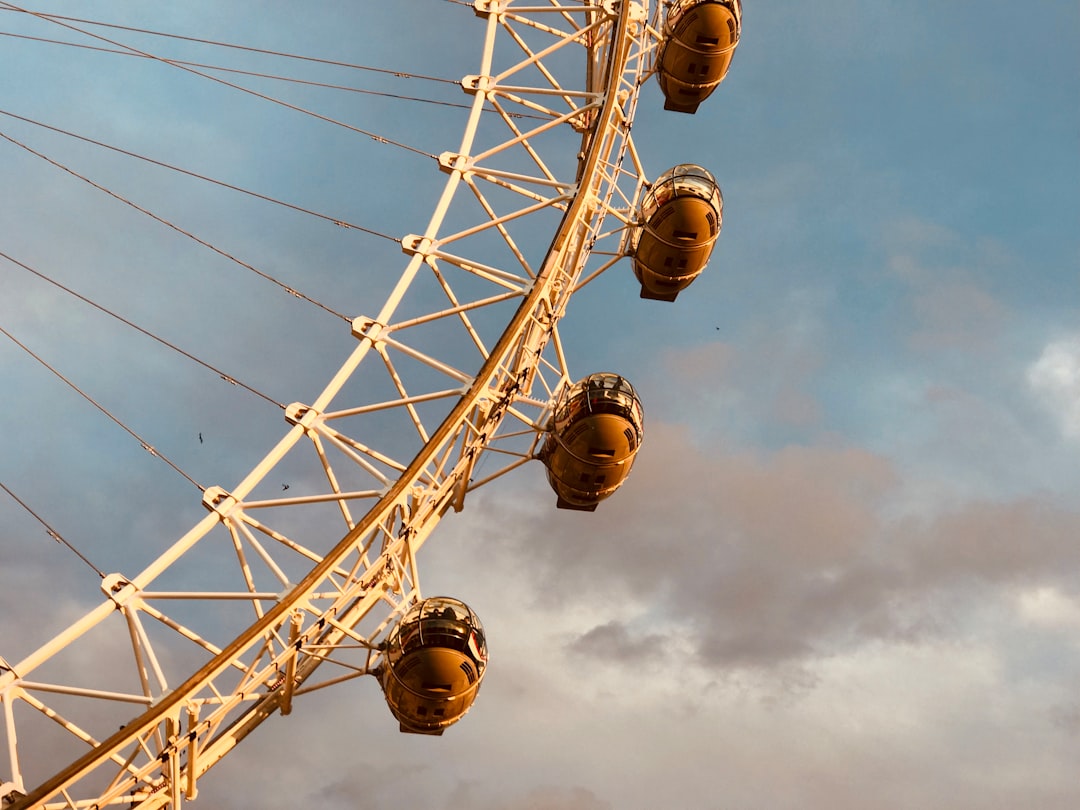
[0,1,741,807]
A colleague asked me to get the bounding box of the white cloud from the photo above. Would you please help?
[1016,586,1080,631]
[1028,337,1080,439]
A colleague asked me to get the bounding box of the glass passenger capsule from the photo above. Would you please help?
[379,596,488,735]
[655,0,742,114]
[540,373,644,511]
[632,164,723,302]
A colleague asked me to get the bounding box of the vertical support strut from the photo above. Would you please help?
[279,612,303,716]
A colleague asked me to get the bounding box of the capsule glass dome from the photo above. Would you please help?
[388,597,487,654]
[551,372,644,436]
[641,164,723,216]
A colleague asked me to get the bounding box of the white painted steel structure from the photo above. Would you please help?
[0,2,674,807]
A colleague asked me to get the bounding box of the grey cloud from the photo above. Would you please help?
[474,423,1080,674]
[436,783,613,810]
[567,620,665,665]
[1050,703,1080,736]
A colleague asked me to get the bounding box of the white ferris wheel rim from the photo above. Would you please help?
[1,2,663,808]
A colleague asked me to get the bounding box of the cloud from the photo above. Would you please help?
[647,306,827,446]
[442,785,613,810]
[909,277,1006,351]
[566,620,665,665]
[466,419,1080,683]
[1015,586,1080,631]
[1028,336,1080,439]
[888,252,1007,354]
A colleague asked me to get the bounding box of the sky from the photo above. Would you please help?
[2,1,1080,808]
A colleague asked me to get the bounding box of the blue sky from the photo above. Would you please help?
[2,1,1080,808]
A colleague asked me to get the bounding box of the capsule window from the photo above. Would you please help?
[650,206,675,227]
[696,35,720,46]
[589,446,616,457]
[564,423,590,443]
[673,229,698,241]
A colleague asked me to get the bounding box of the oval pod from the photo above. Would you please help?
[380,597,488,735]
[632,164,723,302]
[656,0,742,114]
[540,373,644,511]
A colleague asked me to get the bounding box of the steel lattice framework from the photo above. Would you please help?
[1,1,668,807]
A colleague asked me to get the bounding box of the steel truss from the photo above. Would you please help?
[1,2,663,807]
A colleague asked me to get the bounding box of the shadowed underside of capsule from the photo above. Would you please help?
[541,373,644,511]
[656,0,742,114]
